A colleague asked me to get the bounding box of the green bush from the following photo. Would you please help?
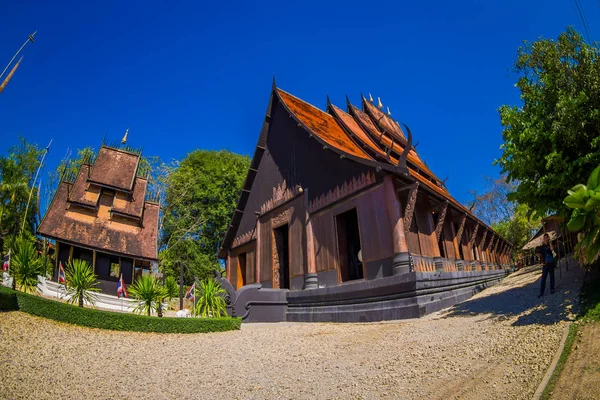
[0,285,241,333]
[0,286,18,311]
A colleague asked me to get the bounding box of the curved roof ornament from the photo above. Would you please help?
[369,93,374,103]
[397,123,413,176]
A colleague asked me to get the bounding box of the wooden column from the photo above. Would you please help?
[303,188,318,289]
[255,217,261,283]
[92,250,97,274]
[226,253,231,281]
[55,241,60,280]
[384,175,408,254]
[68,245,74,263]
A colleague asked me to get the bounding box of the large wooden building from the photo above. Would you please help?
[218,82,513,322]
[38,143,159,294]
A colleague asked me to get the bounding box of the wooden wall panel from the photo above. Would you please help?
[461,226,473,261]
[310,184,393,275]
[441,216,457,260]
[257,195,307,282]
[414,193,440,257]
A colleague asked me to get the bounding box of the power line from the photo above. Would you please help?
[571,0,593,43]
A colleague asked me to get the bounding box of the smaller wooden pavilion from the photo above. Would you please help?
[38,141,159,294]
[522,215,577,265]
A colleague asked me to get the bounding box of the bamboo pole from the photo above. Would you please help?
[0,31,36,81]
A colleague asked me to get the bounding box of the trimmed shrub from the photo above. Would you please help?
[0,286,241,333]
[0,286,19,311]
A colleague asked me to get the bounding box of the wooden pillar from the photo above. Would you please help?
[132,259,136,283]
[68,245,73,263]
[55,241,60,280]
[384,175,408,254]
[92,250,97,274]
[303,188,318,289]
[226,253,231,281]
[255,217,261,283]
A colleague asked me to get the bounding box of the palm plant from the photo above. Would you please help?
[10,236,42,294]
[65,259,99,307]
[194,278,228,318]
[163,276,178,309]
[129,275,168,317]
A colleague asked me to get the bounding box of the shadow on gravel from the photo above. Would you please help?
[441,266,579,327]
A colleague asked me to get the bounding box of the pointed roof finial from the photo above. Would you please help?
[387,106,391,116]
[377,97,383,109]
[369,93,374,103]
[121,127,129,145]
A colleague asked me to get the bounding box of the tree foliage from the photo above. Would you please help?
[470,175,540,257]
[564,165,600,264]
[0,136,44,240]
[496,28,600,219]
[160,150,250,283]
[9,236,43,294]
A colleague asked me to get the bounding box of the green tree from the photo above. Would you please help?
[0,136,44,240]
[194,278,228,318]
[128,275,168,317]
[496,28,600,219]
[161,150,250,283]
[64,259,100,307]
[10,236,42,294]
[470,175,540,257]
[564,165,600,264]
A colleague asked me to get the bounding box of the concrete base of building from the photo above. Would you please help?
[228,268,509,323]
[285,269,508,322]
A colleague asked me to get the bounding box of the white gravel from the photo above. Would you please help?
[0,265,583,400]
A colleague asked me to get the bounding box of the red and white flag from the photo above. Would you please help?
[185,282,195,302]
[2,251,9,272]
[117,274,128,298]
[58,261,66,284]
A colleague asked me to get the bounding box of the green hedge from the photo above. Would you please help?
[0,285,241,333]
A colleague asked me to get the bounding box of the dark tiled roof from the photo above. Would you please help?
[38,182,158,260]
[277,90,372,160]
[111,177,147,219]
[88,147,139,191]
[67,164,100,207]
[362,99,406,142]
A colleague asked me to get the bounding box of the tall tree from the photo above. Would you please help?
[160,150,250,283]
[0,136,44,240]
[496,28,600,219]
[470,175,540,256]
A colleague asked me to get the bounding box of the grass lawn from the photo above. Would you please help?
[543,270,600,400]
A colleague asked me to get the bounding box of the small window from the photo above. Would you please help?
[110,257,120,278]
[134,260,152,281]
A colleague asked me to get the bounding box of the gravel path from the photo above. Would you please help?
[0,265,584,400]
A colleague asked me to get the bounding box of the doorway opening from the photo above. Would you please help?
[237,253,247,289]
[273,225,290,289]
[336,208,363,282]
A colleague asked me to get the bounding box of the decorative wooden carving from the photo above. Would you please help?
[232,229,257,248]
[403,182,420,238]
[308,171,376,213]
[468,223,479,249]
[480,230,489,250]
[272,209,291,228]
[435,200,449,242]
[272,229,286,289]
[455,213,467,245]
[260,180,303,214]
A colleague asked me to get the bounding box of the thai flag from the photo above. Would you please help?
[58,262,65,284]
[185,282,195,302]
[117,274,128,298]
[2,251,8,271]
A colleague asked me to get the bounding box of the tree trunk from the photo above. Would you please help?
[157,302,163,318]
[79,294,83,307]
[147,305,151,317]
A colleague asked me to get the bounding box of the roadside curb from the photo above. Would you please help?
[532,321,572,400]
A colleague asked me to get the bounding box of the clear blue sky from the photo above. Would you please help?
[1,0,597,207]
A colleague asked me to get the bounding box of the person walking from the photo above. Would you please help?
[536,233,556,298]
